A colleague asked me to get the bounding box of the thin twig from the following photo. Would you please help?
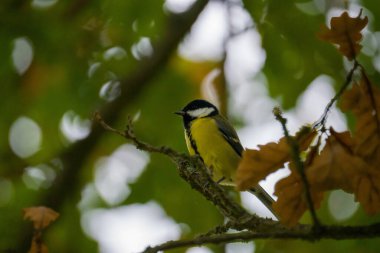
[314,60,359,131]
[273,108,321,229]
[94,112,179,159]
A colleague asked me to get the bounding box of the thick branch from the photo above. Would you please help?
[142,222,380,253]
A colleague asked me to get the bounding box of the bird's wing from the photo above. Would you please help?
[214,114,244,156]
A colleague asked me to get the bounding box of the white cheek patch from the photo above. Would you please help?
[187,107,215,118]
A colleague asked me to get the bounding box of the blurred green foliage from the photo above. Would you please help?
[1,0,380,252]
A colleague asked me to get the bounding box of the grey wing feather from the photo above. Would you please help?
[214,115,244,156]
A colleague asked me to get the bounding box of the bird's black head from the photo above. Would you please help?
[175,99,219,128]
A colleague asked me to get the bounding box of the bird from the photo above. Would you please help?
[175,99,277,219]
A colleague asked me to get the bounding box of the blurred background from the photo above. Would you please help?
[1,0,380,252]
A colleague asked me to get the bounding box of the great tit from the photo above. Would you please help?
[176,99,277,218]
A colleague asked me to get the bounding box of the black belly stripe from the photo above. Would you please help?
[186,129,203,160]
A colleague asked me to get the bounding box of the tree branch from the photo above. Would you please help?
[95,113,179,158]
[142,222,380,253]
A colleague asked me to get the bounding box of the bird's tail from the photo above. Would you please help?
[248,185,279,220]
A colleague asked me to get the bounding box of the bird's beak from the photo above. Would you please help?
[174,110,185,116]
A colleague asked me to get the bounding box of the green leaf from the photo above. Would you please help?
[243,0,342,108]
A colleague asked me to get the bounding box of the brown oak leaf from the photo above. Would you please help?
[236,126,316,191]
[339,79,380,214]
[317,11,368,60]
[306,129,380,215]
[341,79,380,164]
[306,129,364,193]
[23,206,60,230]
[273,161,323,227]
[355,167,380,214]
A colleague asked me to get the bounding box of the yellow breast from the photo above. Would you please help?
[186,117,241,185]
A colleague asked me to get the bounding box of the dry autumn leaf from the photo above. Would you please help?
[306,129,362,193]
[236,126,316,191]
[339,78,380,214]
[236,137,290,191]
[273,162,324,227]
[355,167,380,215]
[355,167,380,214]
[23,206,60,230]
[271,127,379,226]
[306,128,380,215]
[341,78,380,163]
[317,10,368,60]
